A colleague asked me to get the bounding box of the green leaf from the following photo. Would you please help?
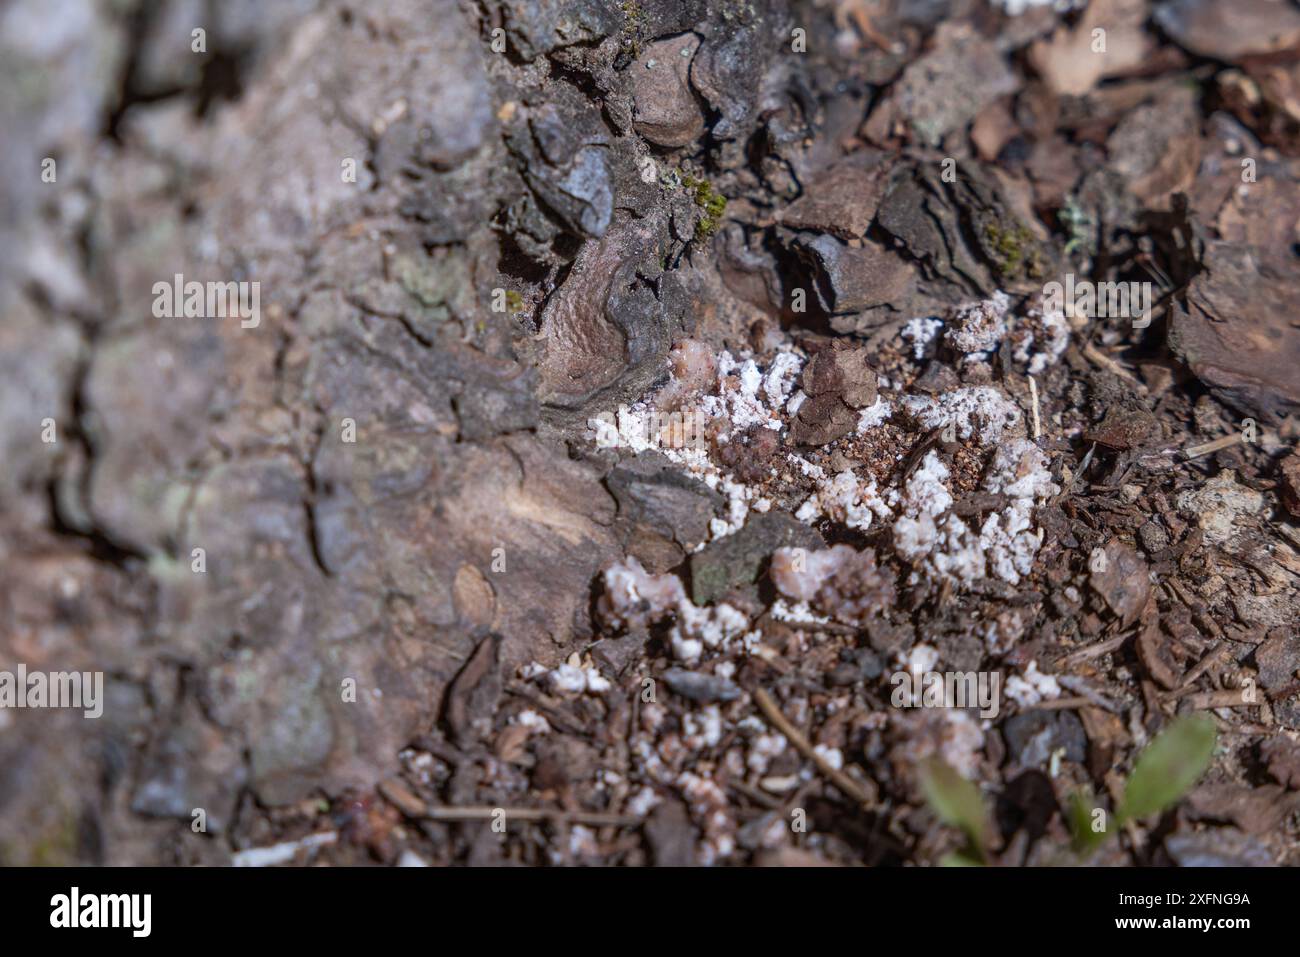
[919,758,992,858]
[1117,713,1217,823]
[1066,788,1109,855]
[940,850,984,867]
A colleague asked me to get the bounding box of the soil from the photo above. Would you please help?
[1,0,1298,867]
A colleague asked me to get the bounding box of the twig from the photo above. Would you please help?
[1082,341,1145,390]
[381,777,643,827]
[1182,689,1261,711]
[729,780,783,810]
[1026,695,1093,711]
[1181,433,1243,460]
[752,687,876,809]
[766,613,857,635]
[900,427,942,484]
[232,832,338,867]
[504,684,589,735]
[1055,675,1121,713]
[1165,577,1226,640]
[1028,375,1042,440]
[1058,629,1133,667]
[379,778,431,818]
[1268,679,1300,703]
[420,805,643,827]
[1217,723,1274,736]
[839,0,895,51]
[1162,641,1227,701]
[1056,442,1097,502]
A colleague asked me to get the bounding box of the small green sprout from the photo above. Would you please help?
[919,757,994,866]
[1069,713,1217,851]
[1122,713,1218,820]
[921,713,1217,864]
[1067,786,1108,855]
[1059,196,1096,260]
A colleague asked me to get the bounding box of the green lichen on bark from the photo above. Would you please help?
[682,173,728,240]
[983,220,1043,280]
